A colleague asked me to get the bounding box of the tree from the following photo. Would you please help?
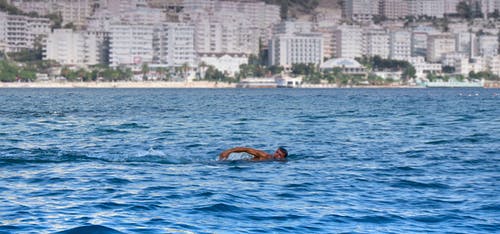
[279,0,288,20]
[46,13,63,29]
[401,65,416,82]
[0,60,19,82]
[141,63,149,80]
[268,65,284,75]
[457,1,473,20]
[442,66,455,73]
[18,69,36,82]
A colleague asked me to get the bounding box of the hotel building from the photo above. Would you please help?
[268,33,324,68]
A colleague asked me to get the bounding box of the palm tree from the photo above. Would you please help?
[199,61,208,80]
[141,63,149,81]
[181,62,190,82]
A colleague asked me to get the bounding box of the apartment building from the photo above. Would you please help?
[390,30,412,60]
[273,21,314,35]
[408,0,446,18]
[477,35,499,57]
[9,0,54,16]
[444,0,462,14]
[380,0,409,19]
[0,12,50,52]
[0,12,7,51]
[333,25,363,59]
[44,29,99,66]
[455,32,475,56]
[427,34,456,62]
[343,0,380,23]
[109,24,154,67]
[153,23,196,67]
[10,0,93,27]
[316,26,335,59]
[364,29,390,59]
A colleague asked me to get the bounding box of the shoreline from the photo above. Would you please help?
[0,81,237,88]
[0,81,495,89]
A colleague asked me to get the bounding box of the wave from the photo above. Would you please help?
[54,225,124,234]
[0,147,209,165]
[193,203,243,213]
[391,179,450,189]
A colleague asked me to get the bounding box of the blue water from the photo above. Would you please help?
[0,88,498,233]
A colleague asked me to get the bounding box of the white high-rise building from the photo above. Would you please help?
[10,0,93,27]
[0,12,6,51]
[411,32,429,57]
[364,29,390,59]
[390,30,412,60]
[9,0,55,16]
[269,33,324,68]
[56,0,93,27]
[153,23,196,67]
[455,32,475,56]
[109,24,154,66]
[44,29,99,66]
[477,35,499,57]
[317,26,336,59]
[408,0,446,18]
[184,10,260,55]
[380,0,409,19]
[273,21,314,35]
[180,0,280,54]
[427,34,456,62]
[410,26,439,58]
[343,0,380,23]
[333,25,363,59]
[0,13,50,52]
[444,0,462,14]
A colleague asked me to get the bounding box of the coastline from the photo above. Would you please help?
[0,81,237,88]
[1,81,495,88]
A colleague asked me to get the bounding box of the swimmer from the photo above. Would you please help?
[219,147,288,161]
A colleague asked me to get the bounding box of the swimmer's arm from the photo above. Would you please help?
[219,147,270,160]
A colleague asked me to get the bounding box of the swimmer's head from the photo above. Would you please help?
[274,147,288,160]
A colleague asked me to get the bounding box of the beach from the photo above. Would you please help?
[1,81,419,89]
[0,81,237,88]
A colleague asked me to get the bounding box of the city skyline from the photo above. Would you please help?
[0,0,499,84]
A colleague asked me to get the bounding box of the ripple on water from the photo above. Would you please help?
[391,179,451,189]
[193,203,243,213]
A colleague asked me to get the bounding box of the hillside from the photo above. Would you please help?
[262,0,341,19]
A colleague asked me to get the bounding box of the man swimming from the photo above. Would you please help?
[219,147,288,161]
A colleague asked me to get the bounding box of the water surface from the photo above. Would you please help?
[0,88,498,233]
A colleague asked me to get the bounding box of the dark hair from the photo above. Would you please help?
[278,147,288,157]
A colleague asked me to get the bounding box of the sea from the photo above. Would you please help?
[0,88,498,234]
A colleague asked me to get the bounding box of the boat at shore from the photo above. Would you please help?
[236,75,303,88]
[424,80,483,88]
[236,78,277,88]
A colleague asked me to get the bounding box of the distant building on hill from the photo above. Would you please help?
[0,11,50,52]
[44,29,100,66]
